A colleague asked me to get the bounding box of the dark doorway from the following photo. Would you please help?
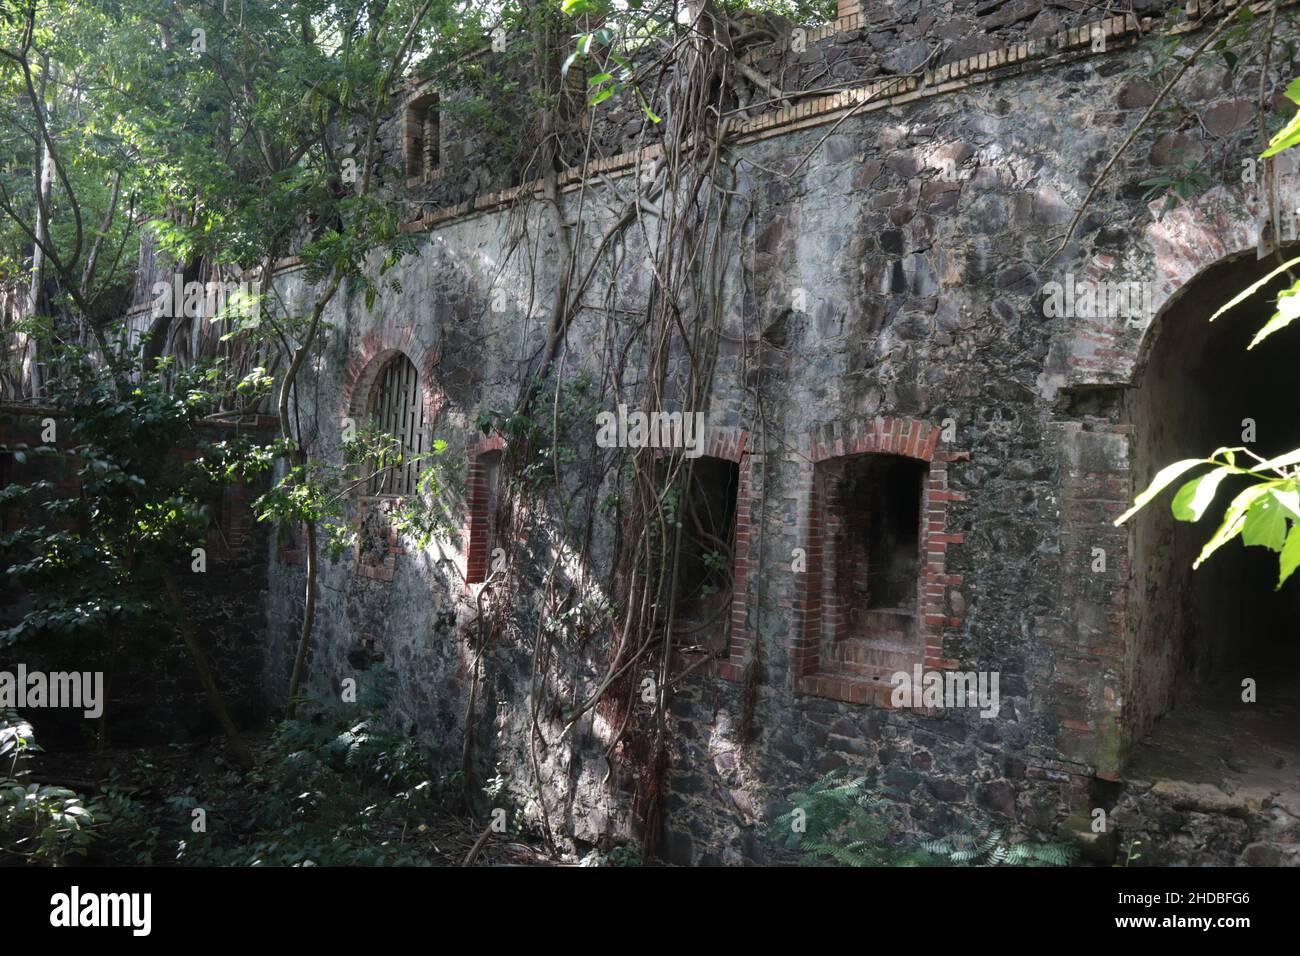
[671,457,739,656]
[1124,247,1300,794]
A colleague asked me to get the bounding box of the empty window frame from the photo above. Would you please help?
[818,453,927,654]
[671,457,739,654]
[404,90,440,180]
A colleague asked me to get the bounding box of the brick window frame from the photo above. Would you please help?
[658,427,755,683]
[363,351,428,497]
[402,81,441,187]
[789,416,966,707]
[341,335,442,584]
[464,434,507,585]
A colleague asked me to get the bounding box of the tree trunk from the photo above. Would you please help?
[22,58,56,399]
[285,519,318,718]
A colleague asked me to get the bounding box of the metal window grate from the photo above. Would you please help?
[366,354,425,496]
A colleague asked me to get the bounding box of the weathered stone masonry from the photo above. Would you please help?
[255,2,1300,864]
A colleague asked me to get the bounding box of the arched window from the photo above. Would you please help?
[365,353,426,497]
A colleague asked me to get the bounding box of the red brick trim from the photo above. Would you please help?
[665,427,754,683]
[788,416,967,707]
[464,434,507,585]
[340,328,443,431]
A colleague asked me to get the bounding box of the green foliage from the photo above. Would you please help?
[1118,448,1300,588]
[0,710,99,865]
[1116,837,1143,867]
[772,769,927,866]
[99,669,456,867]
[773,769,1076,867]
[1140,160,1210,216]
[578,844,643,866]
[475,371,599,493]
[920,825,1075,867]
[1,354,276,646]
[1262,79,1300,157]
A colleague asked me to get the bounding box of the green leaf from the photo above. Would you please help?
[1279,525,1300,587]
[1247,284,1300,349]
[1171,467,1230,522]
[1194,485,1269,567]
[1210,256,1300,322]
[1261,110,1300,159]
[1115,458,1211,525]
[1241,491,1289,551]
[1272,485,1300,521]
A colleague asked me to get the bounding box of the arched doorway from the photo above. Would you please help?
[1124,246,1300,789]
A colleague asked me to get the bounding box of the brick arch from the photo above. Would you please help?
[1137,178,1300,363]
[340,333,443,584]
[1052,178,1300,395]
[341,329,442,429]
[1130,240,1300,388]
[789,416,966,707]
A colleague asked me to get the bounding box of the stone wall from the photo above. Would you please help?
[251,3,1300,864]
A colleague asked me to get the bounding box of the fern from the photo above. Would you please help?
[921,821,1076,867]
[771,769,927,866]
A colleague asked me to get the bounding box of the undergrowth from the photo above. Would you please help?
[772,769,1078,868]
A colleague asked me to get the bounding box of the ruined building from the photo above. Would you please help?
[115,0,1300,864]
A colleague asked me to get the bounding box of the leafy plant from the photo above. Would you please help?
[0,711,99,865]
[1140,159,1211,216]
[920,825,1075,867]
[1115,837,1143,867]
[774,769,1076,867]
[772,769,925,866]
